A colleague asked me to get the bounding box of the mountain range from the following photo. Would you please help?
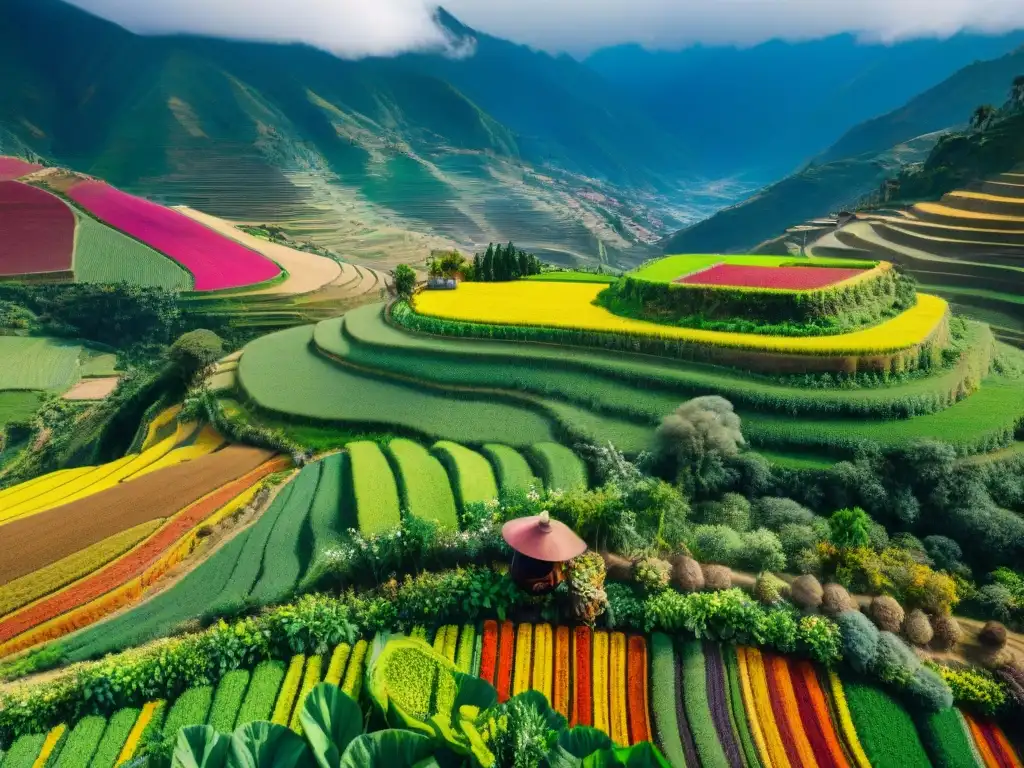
[2,0,1024,267]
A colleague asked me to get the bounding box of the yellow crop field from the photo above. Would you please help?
[915,202,1024,222]
[412,282,949,354]
[140,405,182,451]
[129,426,225,480]
[0,468,92,512]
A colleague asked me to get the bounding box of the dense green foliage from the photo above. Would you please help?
[600,269,915,336]
[207,670,251,733]
[466,242,542,282]
[480,444,538,491]
[235,662,286,727]
[89,708,139,768]
[918,708,981,768]
[53,715,106,768]
[679,640,729,767]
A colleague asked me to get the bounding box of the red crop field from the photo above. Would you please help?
[0,182,75,276]
[0,157,42,181]
[67,181,281,291]
[676,263,865,290]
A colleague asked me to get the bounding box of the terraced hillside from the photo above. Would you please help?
[54,440,572,662]
[806,169,1024,346]
[229,299,1024,462]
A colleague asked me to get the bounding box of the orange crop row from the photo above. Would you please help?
[0,457,288,656]
[572,626,592,728]
[480,620,499,686]
[495,620,514,703]
[553,626,571,720]
[626,635,651,745]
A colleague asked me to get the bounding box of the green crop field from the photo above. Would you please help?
[78,349,118,377]
[431,441,499,510]
[0,391,44,428]
[843,679,932,768]
[528,442,588,491]
[248,463,321,605]
[632,253,877,283]
[307,453,350,555]
[386,438,459,529]
[0,337,82,391]
[335,305,990,422]
[480,444,539,491]
[525,271,618,283]
[239,324,558,446]
[348,441,401,535]
[71,213,193,290]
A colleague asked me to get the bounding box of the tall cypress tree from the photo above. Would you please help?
[472,253,481,282]
[494,243,506,281]
[517,249,529,279]
[482,244,494,282]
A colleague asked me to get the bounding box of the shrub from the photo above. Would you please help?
[633,557,672,592]
[702,565,732,591]
[829,507,872,549]
[754,573,789,606]
[752,497,818,530]
[978,621,1008,650]
[906,666,953,712]
[995,664,1024,709]
[873,632,920,686]
[778,523,819,563]
[689,525,742,565]
[791,575,824,612]
[837,610,879,673]
[869,596,905,633]
[903,610,934,647]
[930,663,1008,716]
[566,552,608,624]
[696,493,751,531]
[670,555,704,593]
[601,552,633,583]
[923,536,965,573]
[738,529,786,573]
[821,584,856,617]
[930,615,961,651]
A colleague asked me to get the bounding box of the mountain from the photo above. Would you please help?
[818,45,1024,163]
[586,32,1024,179]
[0,0,694,267]
[661,44,1024,254]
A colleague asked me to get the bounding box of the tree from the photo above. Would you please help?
[391,264,416,298]
[654,396,745,496]
[970,104,996,132]
[1012,75,1024,108]
[481,245,494,282]
[829,507,872,550]
[436,250,465,279]
[518,249,529,278]
[471,253,481,282]
[167,329,223,388]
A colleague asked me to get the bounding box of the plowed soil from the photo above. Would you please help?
[0,445,272,584]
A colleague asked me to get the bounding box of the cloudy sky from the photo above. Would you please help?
[67,0,1024,57]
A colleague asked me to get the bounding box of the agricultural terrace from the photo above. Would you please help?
[237,304,1024,458]
[632,254,877,283]
[0,421,282,656]
[55,439,562,661]
[0,182,74,277]
[0,157,41,181]
[175,207,342,295]
[524,271,619,283]
[410,282,947,357]
[71,213,193,290]
[66,181,281,291]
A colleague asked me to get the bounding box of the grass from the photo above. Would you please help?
[480,444,539,491]
[248,462,320,605]
[431,441,499,510]
[160,685,214,743]
[842,679,931,768]
[753,449,838,470]
[918,709,980,768]
[528,442,588,491]
[236,661,286,727]
[386,438,459,529]
[631,254,877,283]
[71,212,193,290]
[0,391,44,428]
[1,733,46,768]
[525,272,618,283]
[238,324,557,446]
[348,441,401,535]
[0,337,81,391]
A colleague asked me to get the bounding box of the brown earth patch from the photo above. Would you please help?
[0,445,272,584]
[61,377,120,401]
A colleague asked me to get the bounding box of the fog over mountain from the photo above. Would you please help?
[66,0,1024,57]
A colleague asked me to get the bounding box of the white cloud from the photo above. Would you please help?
[67,0,1024,57]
